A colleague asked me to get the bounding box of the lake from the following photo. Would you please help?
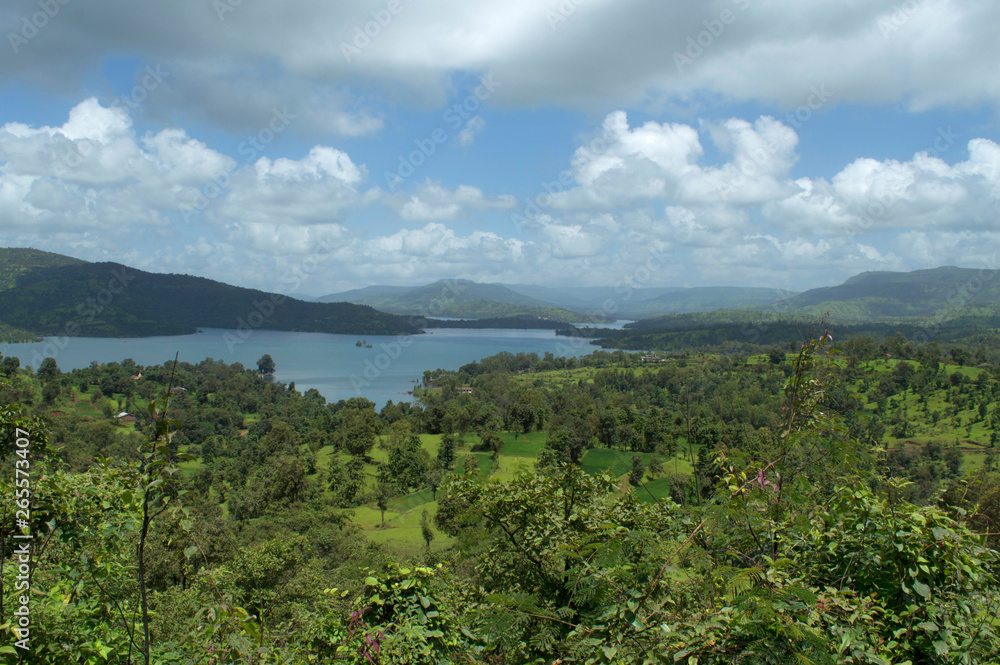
[2,326,617,407]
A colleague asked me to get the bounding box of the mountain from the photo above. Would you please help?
[319,279,608,322]
[323,280,797,321]
[0,249,420,338]
[0,247,87,291]
[502,283,794,318]
[787,266,1000,319]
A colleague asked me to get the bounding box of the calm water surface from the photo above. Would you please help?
[3,327,618,407]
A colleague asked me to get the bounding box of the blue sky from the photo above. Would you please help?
[1,0,999,296]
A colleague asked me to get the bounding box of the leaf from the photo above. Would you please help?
[912,581,931,599]
[184,545,199,560]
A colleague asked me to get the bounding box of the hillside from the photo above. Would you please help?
[320,279,608,322]
[0,250,420,338]
[788,266,1000,319]
[0,247,87,291]
[8,342,998,663]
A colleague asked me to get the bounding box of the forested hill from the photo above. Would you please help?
[0,247,87,291]
[319,279,610,322]
[788,266,1000,318]
[0,250,420,337]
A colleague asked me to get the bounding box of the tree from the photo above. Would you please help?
[427,466,445,500]
[38,356,59,381]
[437,432,456,469]
[375,479,397,526]
[330,455,366,507]
[337,397,379,458]
[647,453,663,480]
[628,454,644,486]
[256,353,276,376]
[768,347,785,365]
[420,510,434,550]
[382,433,430,492]
[1,355,20,377]
[42,380,61,404]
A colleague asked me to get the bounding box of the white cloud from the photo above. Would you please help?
[458,116,486,147]
[390,182,516,221]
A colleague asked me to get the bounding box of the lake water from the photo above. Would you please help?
[3,326,617,407]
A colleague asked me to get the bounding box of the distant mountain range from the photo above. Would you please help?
[571,267,1000,350]
[317,280,612,323]
[318,281,795,321]
[4,247,999,342]
[0,248,419,339]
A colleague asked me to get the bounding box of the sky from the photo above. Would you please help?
[1,0,999,297]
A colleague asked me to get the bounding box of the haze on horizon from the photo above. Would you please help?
[1,0,999,296]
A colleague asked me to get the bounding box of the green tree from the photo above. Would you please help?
[420,509,434,550]
[375,479,397,526]
[647,453,663,480]
[437,432,456,469]
[382,433,430,492]
[337,397,379,458]
[37,356,59,381]
[628,453,644,486]
[256,353,276,375]
[1,355,20,377]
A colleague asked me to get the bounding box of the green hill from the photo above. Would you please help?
[788,266,1000,319]
[502,283,795,318]
[0,249,420,338]
[0,246,87,291]
[320,279,608,322]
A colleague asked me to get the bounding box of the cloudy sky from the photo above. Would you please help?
[1,0,999,296]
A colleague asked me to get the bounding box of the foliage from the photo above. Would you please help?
[0,253,419,337]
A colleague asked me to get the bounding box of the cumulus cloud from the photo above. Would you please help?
[388,182,516,221]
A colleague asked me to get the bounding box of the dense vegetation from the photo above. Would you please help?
[0,249,420,339]
[2,332,999,663]
[579,310,1000,356]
